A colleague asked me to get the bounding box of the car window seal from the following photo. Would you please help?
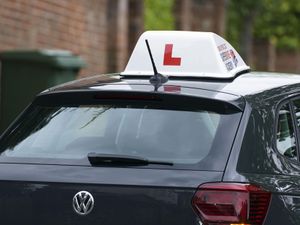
[289,100,300,162]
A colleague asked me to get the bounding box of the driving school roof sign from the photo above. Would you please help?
[121,31,250,79]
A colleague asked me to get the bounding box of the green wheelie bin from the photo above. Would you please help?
[0,50,86,134]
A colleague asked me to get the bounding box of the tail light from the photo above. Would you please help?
[192,183,271,225]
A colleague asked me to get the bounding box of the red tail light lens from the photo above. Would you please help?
[192,183,271,225]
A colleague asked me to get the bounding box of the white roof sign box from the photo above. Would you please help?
[121,31,250,79]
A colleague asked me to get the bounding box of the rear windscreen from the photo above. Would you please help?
[0,95,242,170]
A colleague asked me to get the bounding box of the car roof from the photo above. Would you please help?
[217,72,300,96]
[46,71,300,98]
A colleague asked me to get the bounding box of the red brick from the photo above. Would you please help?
[0,0,108,77]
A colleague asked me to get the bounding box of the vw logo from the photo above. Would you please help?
[73,191,95,216]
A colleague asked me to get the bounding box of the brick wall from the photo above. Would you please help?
[252,39,276,71]
[252,39,300,74]
[174,0,227,36]
[0,0,108,77]
[276,50,300,74]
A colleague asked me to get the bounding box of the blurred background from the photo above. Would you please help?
[0,0,299,77]
[0,0,299,131]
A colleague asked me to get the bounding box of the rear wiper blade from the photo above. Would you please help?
[87,153,173,166]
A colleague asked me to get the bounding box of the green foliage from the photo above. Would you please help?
[255,0,300,50]
[227,0,300,50]
[226,0,257,50]
[144,0,175,30]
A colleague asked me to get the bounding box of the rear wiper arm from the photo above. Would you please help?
[87,153,173,166]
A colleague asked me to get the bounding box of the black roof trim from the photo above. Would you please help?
[120,69,251,83]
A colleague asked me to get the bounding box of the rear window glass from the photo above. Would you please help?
[276,103,297,160]
[0,97,242,169]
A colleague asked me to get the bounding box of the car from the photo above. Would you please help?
[0,31,300,225]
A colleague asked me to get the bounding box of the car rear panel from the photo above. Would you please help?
[0,163,223,225]
[0,87,244,225]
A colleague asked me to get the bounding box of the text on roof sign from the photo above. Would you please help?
[217,43,239,72]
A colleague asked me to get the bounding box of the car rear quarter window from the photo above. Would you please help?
[276,103,297,160]
[0,94,242,170]
[292,99,300,129]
